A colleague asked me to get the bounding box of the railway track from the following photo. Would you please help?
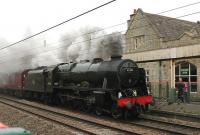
[0,95,198,135]
[0,96,138,135]
[132,114,200,135]
[149,109,200,123]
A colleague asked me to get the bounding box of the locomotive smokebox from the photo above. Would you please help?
[111,55,122,60]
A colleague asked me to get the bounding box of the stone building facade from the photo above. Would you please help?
[123,9,200,101]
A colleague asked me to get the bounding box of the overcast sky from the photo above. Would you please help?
[0,0,200,42]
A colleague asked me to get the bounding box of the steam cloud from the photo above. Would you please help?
[0,26,123,86]
[61,27,123,62]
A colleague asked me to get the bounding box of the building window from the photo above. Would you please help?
[175,62,197,92]
[133,35,144,49]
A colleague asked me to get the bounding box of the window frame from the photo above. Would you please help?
[175,62,198,93]
[133,35,145,49]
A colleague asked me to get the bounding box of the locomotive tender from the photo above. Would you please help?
[2,56,152,118]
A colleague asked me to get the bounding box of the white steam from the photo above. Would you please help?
[61,27,123,62]
[0,26,123,86]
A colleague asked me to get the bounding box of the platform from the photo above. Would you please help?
[151,100,200,116]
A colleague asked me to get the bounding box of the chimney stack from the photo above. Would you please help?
[134,9,137,14]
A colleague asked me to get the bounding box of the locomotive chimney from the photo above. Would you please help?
[80,60,90,63]
[111,55,122,60]
[92,58,103,63]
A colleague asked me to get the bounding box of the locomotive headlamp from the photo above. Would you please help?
[133,89,137,96]
[118,92,122,98]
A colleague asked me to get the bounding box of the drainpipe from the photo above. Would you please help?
[170,59,175,88]
[159,61,162,98]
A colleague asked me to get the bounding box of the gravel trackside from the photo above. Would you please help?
[0,103,84,135]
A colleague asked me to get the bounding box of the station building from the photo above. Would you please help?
[123,9,200,101]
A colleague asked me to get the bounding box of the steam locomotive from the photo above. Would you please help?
[1,56,152,118]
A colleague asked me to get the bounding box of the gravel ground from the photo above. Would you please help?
[0,102,84,135]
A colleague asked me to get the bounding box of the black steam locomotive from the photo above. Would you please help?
[2,56,152,118]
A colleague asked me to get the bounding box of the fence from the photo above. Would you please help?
[148,81,193,103]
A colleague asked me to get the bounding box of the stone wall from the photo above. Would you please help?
[125,12,160,53]
[137,61,171,98]
[162,34,200,49]
[123,44,200,61]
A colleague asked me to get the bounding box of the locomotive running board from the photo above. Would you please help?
[54,86,114,92]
